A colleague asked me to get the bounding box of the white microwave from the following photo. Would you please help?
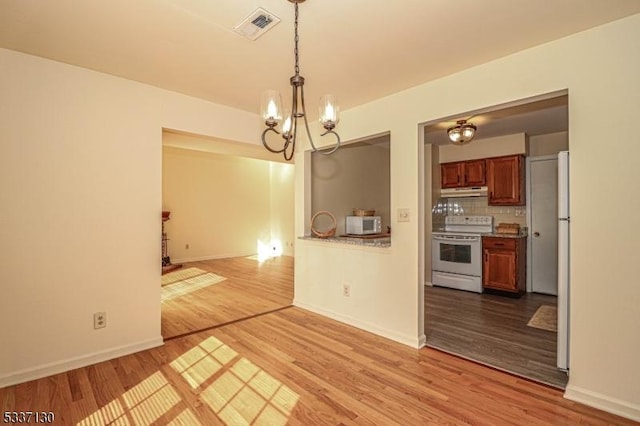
[346,216,382,235]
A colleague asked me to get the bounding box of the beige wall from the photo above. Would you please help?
[295,14,640,420]
[438,133,528,163]
[162,146,294,261]
[270,162,296,256]
[529,131,569,156]
[424,145,439,284]
[311,136,390,235]
[0,47,263,387]
[163,130,291,164]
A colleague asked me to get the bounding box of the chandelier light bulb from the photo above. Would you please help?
[282,113,292,135]
[261,90,282,124]
[319,94,339,129]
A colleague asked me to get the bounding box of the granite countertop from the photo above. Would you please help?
[298,235,391,248]
[483,230,528,239]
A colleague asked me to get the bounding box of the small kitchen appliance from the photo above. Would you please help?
[346,215,382,235]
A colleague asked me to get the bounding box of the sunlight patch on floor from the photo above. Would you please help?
[166,408,201,425]
[161,273,226,302]
[161,267,207,286]
[200,357,299,425]
[77,372,180,426]
[79,336,298,425]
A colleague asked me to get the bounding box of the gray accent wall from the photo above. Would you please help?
[311,135,390,236]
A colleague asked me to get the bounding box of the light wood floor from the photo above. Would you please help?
[425,285,568,388]
[162,255,294,339]
[1,307,633,425]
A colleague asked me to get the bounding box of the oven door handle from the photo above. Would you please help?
[433,235,480,242]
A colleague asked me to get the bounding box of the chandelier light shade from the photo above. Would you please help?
[447,120,477,145]
[261,90,283,124]
[261,0,341,161]
[319,94,339,129]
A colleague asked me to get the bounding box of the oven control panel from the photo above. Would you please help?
[445,215,493,226]
[444,215,493,233]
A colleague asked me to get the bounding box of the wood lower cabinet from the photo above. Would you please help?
[482,236,526,294]
[486,155,525,205]
[441,159,486,188]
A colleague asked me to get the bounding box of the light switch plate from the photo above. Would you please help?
[398,208,410,222]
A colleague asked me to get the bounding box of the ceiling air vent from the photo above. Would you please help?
[233,8,280,40]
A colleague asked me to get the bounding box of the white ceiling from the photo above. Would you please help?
[1,1,639,123]
[424,94,569,145]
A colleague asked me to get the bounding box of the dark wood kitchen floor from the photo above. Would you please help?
[425,285,569,389]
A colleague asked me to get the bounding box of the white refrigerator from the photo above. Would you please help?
[557,151,570,370]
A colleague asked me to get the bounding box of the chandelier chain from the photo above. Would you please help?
[294,3,300,76]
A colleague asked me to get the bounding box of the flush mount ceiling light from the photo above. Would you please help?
[447,120,477,145]
[260,0,341,161]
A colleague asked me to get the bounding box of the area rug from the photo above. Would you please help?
[161,267,207,286]
[527,304,557,332]
[161,273,226,302]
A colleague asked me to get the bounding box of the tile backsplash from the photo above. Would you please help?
[432,197,527,230]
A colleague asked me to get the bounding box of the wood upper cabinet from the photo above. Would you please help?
[486,155,525,205]
[465,159,486,186]
[482,236,526,294]
[441,159,486,188]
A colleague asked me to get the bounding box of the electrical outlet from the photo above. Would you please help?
[343,283,351,297]
[94,312,106,329]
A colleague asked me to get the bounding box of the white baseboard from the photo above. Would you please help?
[0,336,164,389]
[293,299,424,348]
[173,252,255,263]
[417,333,427,348]
[424,281,433,286]
[564,384,640,422]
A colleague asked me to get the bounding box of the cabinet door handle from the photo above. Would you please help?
[495,243,505,246]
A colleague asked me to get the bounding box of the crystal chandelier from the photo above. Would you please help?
[260,0,341,161]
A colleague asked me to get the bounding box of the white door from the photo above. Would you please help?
[529,157,559,295]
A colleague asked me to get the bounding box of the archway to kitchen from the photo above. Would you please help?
[160,129,295,341]
[419,90,570,388]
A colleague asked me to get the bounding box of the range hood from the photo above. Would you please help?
[440,186,488,198]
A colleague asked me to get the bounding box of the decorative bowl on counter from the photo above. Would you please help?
[352,208,375,216]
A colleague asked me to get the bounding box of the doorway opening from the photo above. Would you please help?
[421,91,569,388]
[160,129,295,341]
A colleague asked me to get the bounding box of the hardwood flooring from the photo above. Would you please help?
[1,307,633,425]
[425,285,568,388]
[161,255,294,340]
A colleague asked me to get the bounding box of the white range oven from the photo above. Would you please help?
[432,215,493,293]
